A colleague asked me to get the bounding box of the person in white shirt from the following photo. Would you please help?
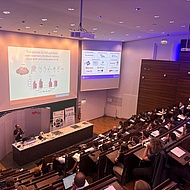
[54,155,66,176]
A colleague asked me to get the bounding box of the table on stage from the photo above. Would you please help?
[12,121,93,166]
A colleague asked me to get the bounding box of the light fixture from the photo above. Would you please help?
[3,10,10,15]
[161,39,168,44]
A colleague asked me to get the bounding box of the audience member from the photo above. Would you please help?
[53,155,66,176]
[134,180,151,190]
[113,143,128,176]
[133,138,164,182]
[17,185,28,190]
[163,132,177,148]
[71,172,89,190]
[5,176,15,189]
[33,168,41,178]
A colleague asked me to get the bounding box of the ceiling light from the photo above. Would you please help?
[161,39,168,44]
[136,25,140,28]
[111,31,115,34]
[150,29,154,32]
[68,8,74,11]
[55,26,58,29]
[25,26,30,29]
[3,10,10,15]
[98,15,103,19]
[42,18,48,22]
[70,23,75,27]
[93,28,97,31]
[181,25,186,28]
[53,30,57,32]
[125,33,129,36]
[40,24,43,27]
[154,15,160,18]
[169,20,174,24]
[135,8,141,11]
[119,21,124,24]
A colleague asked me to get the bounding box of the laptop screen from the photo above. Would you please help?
[62,173,76,190]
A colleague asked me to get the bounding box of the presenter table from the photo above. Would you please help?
[12,122,93,166]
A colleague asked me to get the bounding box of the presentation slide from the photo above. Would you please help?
[8,47,70,101]
[81,40,122,91]
[81,50,121,79]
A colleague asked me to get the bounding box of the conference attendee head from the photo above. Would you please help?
[33,168,41,178]
[168,132,176,142]
[72,172,86,189]
[134,180,151,190]
[15,124,20,129]
[142,130,149,139]
[6,176,15,187]
[149,137,163,153]
[120,143,128,153]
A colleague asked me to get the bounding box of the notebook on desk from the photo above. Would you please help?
[62,173,76,190]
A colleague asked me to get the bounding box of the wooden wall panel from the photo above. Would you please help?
[176,62,190,104]
[137,59,180,114]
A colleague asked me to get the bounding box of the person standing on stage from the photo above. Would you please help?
[14,124,25,142]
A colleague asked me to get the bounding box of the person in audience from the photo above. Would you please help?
[5,176,15,189]
[128,136,140,148]
[179,101,185,114]
[71,172,89,190]
[141,130,150,143]
[13,124,26,142]
[33,168,41,178]
[134,179,151,190]
[53,154,66,176]
[113,143,128,176]
[67,152,81,175]
[133,137,164,182]
[158,126,168,135]
[163,132,177,147]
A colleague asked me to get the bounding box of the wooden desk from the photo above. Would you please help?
[168,146,190,165]
[13,122,93,166]
[106,150,118,163]
[88,150,101,162]
[133,147,145,160]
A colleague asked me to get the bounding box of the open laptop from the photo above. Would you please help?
[62,173,76,190]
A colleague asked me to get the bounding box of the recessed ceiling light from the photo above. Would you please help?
[150,29,154,32]
[154,15,160,18]
[136,25,140,28]
[169,20,174,24]
[125,33,129,36]
[40,24,43,27]
[69,29,72,32]
[161,31,165,34]
[55,26,58,29]
[53,30,57,33]
[70,23,75,27]
[68,8,74,11]
[98,15,103,19]
[135,7,141,11]
[111,31,115,34]
[119,21,124,24]
[161,39,168,44]
[3,10,10,15]
[93,28,97,31]
[42,18,48,22]
[187,0,190,2]
[181,25,186,28]
[25,26,30,29]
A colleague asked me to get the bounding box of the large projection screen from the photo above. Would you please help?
[81,40,122,91]
[0,31,78,112]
